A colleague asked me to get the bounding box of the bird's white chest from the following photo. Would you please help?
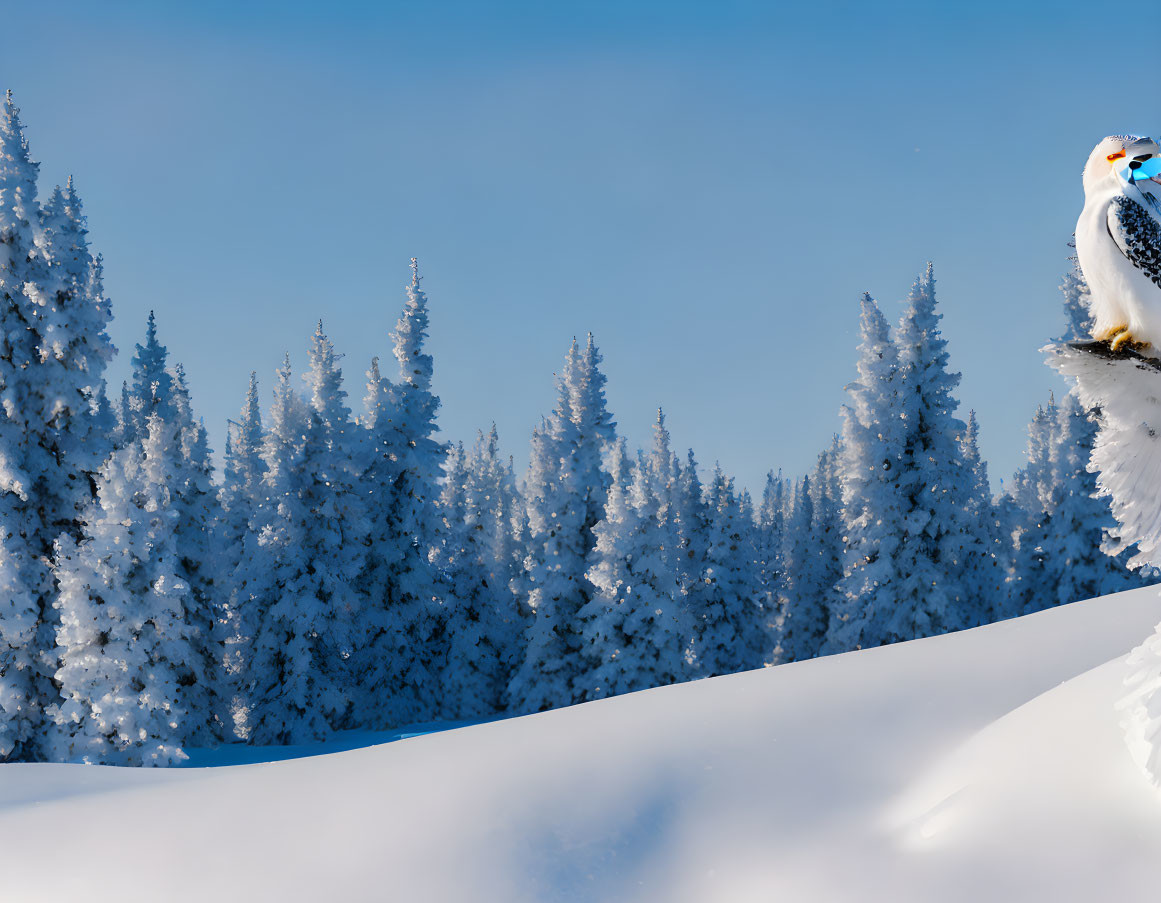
[1076,193,1161,344]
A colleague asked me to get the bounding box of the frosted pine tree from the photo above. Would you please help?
[808,438,845,645]
[508,376,587,712]
[0,94,115,759]
[465,425,527,608]
[219,372,266,732]
[1035,393,1143,608]
[575,440,639,700]
[169,364,226,741]
[0,92,49,758]
[694,464,770,676]
[825,294,905,653]
[509,337,617,713]
[779,474,830,661]
[1057,267,1094,343]
[577,430,690,701]
[53,414,199,766]
[884,265,981,640]
[113,381,133,448]
[957,411,1008,624]
[101,316,224,742]
[755,471,788,638]
[570,334,618,533]
[1009,396,1058,616]
[355,261,446,728]
[439,425,528,715]
[1010,398,1056,520]
[672,449,710,610]
[440,442,469,515]
[38,176,115,477]
[222,374,266,532]
[435,441,485,715]
[298,324,368,727]
[126,312,176,438]
[243,356,346,744]
[436,439,518,719]
[221,327,364,742]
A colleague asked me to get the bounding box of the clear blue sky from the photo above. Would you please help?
[2,1,1148,493]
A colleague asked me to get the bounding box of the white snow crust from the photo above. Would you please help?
[3,586,1161,902]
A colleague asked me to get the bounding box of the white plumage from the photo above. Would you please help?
[1076,135,1161,352]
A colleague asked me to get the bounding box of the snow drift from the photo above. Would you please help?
[2,586,1161,902]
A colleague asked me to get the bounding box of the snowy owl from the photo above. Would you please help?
[1076,135,1161,353]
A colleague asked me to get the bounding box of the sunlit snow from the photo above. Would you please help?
[3,587,1160,902]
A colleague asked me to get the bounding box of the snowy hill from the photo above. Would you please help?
[4,588,1161,902]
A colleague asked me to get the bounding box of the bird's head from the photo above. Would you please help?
[1083,135,1161,195]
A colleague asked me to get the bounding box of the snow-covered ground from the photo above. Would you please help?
[4,587,1161,902]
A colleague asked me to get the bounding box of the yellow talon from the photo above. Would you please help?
[1103,326,1150,353]
[1110,328,1134,352]
[1097,323,1128,343]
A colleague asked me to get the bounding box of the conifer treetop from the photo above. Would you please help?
[393,258,434,392]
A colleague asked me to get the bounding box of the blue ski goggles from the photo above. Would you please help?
[1118,155,1161,182]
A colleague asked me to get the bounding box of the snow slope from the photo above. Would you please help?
[4,588,1161,902]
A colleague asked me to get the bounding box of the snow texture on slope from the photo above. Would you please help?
[1,586,1159,902]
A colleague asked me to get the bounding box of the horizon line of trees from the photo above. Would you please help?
[0,93,1148,767]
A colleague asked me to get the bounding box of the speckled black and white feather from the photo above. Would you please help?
[1108,195,1161,291]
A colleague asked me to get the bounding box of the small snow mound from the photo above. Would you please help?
[1119,622,1161,786]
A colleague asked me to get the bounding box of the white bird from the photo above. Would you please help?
[1076,134,1161,353]
[1053,137,1161,795]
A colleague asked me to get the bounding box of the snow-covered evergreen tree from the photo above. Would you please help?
[38,175,115,477]
[672,449,709,597]
[465,425,526,607]
[93,316,225,744]
[0,94,115,759]
[126,312,176,439]
[508,368,588,713]
[577,425,690,701]
[1014,392,1143,614]
[807,438,845,648]
[884,265,982,639]
[754,470,788,637]
[436,433,524,719]
[436,425,528,716]
[826,293,904,653]
[695,464,770,675]
[1057,267,1094,343]
[780,474,829,661]
[355,261,446,728]
[219,372,266,733]
[242,354,347,744]
[509,337,617,713]
[826,276,984,651]
[1011,398,1056,521]
[1008,396,1058,617]
[300,323,368,726]
[168,363,226,742]
[958,411,1008,625]
[52,413,199,766]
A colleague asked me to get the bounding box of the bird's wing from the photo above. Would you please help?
[1108,195,1161,291]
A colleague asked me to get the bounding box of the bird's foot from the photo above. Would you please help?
[1097,325,1151,354]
